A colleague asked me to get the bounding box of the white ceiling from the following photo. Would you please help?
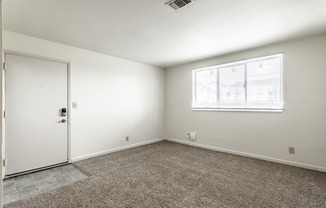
[4,0,326,68]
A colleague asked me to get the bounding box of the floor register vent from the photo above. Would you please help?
[166,0,196,10]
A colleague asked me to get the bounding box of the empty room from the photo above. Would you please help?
[1,0,326,207]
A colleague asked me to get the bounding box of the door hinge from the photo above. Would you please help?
[3,62,7,70]
[4,110,6,118]
[3,159,7,167]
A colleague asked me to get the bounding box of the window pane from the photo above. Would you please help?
[192,54,283,110]
[219,64,245,108]
[194,69,217,107]
[247,57,281,108]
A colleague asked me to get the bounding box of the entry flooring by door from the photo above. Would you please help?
[3,164,88,205]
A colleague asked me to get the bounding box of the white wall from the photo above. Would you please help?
[165,33,326,171]
[3,30,165,161]
[0,0,3,206]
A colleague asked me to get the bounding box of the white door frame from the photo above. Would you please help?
[3,50,72,174]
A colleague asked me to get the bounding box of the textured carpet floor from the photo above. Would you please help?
[4,141,326,208]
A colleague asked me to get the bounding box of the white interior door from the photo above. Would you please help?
[5,53,68,176]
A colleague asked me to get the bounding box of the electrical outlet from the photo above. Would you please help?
[187,132,197,141]
[126,136,129,142]
[289,147,295,154]
[3,159,7,167]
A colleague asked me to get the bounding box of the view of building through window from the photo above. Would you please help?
[193,54,283,110]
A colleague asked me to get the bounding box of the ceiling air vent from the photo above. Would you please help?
[166,0,195,10]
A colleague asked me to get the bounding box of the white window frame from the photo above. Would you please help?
[192,54,284,112]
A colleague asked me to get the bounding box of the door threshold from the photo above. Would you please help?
[4,162,69,179]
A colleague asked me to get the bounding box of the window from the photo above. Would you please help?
[193,54,283,110]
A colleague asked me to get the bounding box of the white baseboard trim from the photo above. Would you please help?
[165,138,326,173]
[72,138,164,162]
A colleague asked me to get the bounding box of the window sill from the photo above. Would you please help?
[192,108,284,113]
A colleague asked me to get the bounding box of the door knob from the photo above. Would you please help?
[61,119,66,123]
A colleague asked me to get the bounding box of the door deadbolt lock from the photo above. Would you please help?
[61,108,67,117]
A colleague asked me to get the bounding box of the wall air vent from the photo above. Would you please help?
[165,0,195,10]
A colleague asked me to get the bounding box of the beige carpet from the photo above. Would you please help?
[4,141,326,208]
